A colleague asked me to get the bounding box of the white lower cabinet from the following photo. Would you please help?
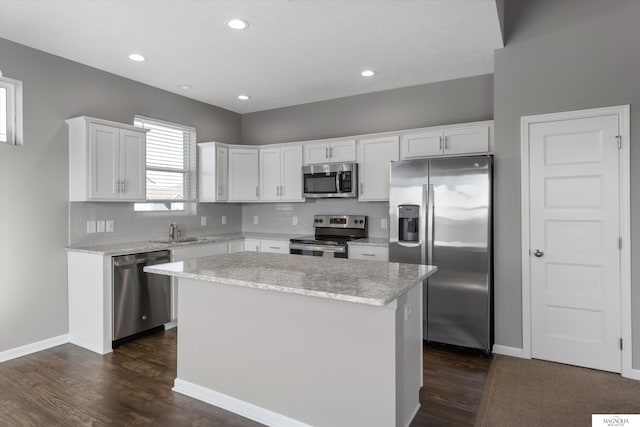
[228,239,245,253]
[260,240,289,254]
[348,245,389,261]
[170,242,228,320]
[244,239,261,252]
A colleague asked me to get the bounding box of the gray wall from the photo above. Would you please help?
[493,0,640,366]
[241,74,494,145]
[0,38,241,352]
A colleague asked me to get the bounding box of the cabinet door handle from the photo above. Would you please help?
[280,185,284,196]
[122,180,126,193]
[362,253,376,257]
[360,182,363,195]
[270,246,280,250]
[325,147,329,159]
[115,180,120,193]
[444,136,449,150]
[256,187,259,198]
[439,136,443,150]
[330,147,333,158]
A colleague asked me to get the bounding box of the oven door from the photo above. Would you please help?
[289,243,347,258]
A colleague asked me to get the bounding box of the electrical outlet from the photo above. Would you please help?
[221,215,227,225]
[96,220,106,233]
[292,216,298,226]
[253,215,259,225]
[106,220,115,233]
[381,218,388,229]
[201,216,207,226]
[86,220,96,234]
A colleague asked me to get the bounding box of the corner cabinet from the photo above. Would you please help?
[400,122,492,160]
[228,147,259,202]
[67,116,148,202]
[198,142,228,202]
[357,135,399,201]
[259,144,304,202]
[303,138,356,165]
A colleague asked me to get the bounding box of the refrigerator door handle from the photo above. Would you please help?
[426,184,435,265]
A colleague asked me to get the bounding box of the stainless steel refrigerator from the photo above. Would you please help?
[389,156,492,352]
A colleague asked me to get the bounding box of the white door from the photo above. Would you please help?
[357,135,399,201]
[228,148,259,201]
[259,147,281,201]
[89,123,119,199]
[529,114,621,372]
[280,144,303,201]
[119,129,146,201]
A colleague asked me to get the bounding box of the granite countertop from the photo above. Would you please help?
[144,252,437,307]
[348,237,389,247]
[66,232,302,256]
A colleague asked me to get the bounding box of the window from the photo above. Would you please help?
[0,73,23,146]
[133,115,196,213]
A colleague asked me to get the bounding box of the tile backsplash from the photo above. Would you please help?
[69,199,389,247]
[69,202,243,247]
[241,199,389,238]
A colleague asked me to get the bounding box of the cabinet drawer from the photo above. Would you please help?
[244,239,261,252]
[348,245,389,261]
[260,240,290,254]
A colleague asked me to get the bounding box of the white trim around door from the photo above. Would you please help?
[520,105,631,378]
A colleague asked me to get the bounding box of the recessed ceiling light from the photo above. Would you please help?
[178,84,193,90]
[238,95,250,101]
[361,69,376,77]
[128,53,145,62]
[227,18,249,30]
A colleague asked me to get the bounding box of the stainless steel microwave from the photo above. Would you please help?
[302,162,358,198]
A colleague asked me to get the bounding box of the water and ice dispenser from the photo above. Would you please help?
[398,205,419,242]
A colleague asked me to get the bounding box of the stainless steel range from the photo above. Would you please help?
[289,214,367,258]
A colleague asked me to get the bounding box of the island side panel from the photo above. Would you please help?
[175,277,401,427]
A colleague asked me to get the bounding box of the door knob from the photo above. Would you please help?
[533,249,544,257]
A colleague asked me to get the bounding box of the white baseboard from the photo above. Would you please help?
[164,320,177,330]
[173,378,312,427]
[630,369,640,381]
[492,344,527,358]
[0,334,70,363]
[404,403,420,427]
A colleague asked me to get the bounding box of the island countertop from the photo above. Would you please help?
[144,252,437,307]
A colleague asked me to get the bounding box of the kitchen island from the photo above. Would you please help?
[145,252,437,427]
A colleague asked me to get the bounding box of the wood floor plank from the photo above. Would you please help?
[0,329,490,426]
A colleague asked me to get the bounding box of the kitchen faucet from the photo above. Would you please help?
[169,222,179,241]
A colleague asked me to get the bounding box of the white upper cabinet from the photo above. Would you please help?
[259,144,304,202]
[399,129,444,159]
[400,121,492,160]
[357,135,399,201]
[198,142,228,202]
[303,139,356,165]
[259,147,281,201]
[67,116,147,202]
[442,126,489,155]
[228,147,259,201]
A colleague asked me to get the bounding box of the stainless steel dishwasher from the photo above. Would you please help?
[112,250,171,344]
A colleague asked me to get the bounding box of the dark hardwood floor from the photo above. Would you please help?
[0,329,491,426]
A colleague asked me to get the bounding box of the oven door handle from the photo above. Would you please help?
[289,243,346,253]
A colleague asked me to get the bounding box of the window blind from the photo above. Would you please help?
[134,115,196,209]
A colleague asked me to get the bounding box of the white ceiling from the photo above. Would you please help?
[0,0,503,114]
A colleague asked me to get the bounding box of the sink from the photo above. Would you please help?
[150,237,200,244]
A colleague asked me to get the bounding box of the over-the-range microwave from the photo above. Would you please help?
[302,162,358,198]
